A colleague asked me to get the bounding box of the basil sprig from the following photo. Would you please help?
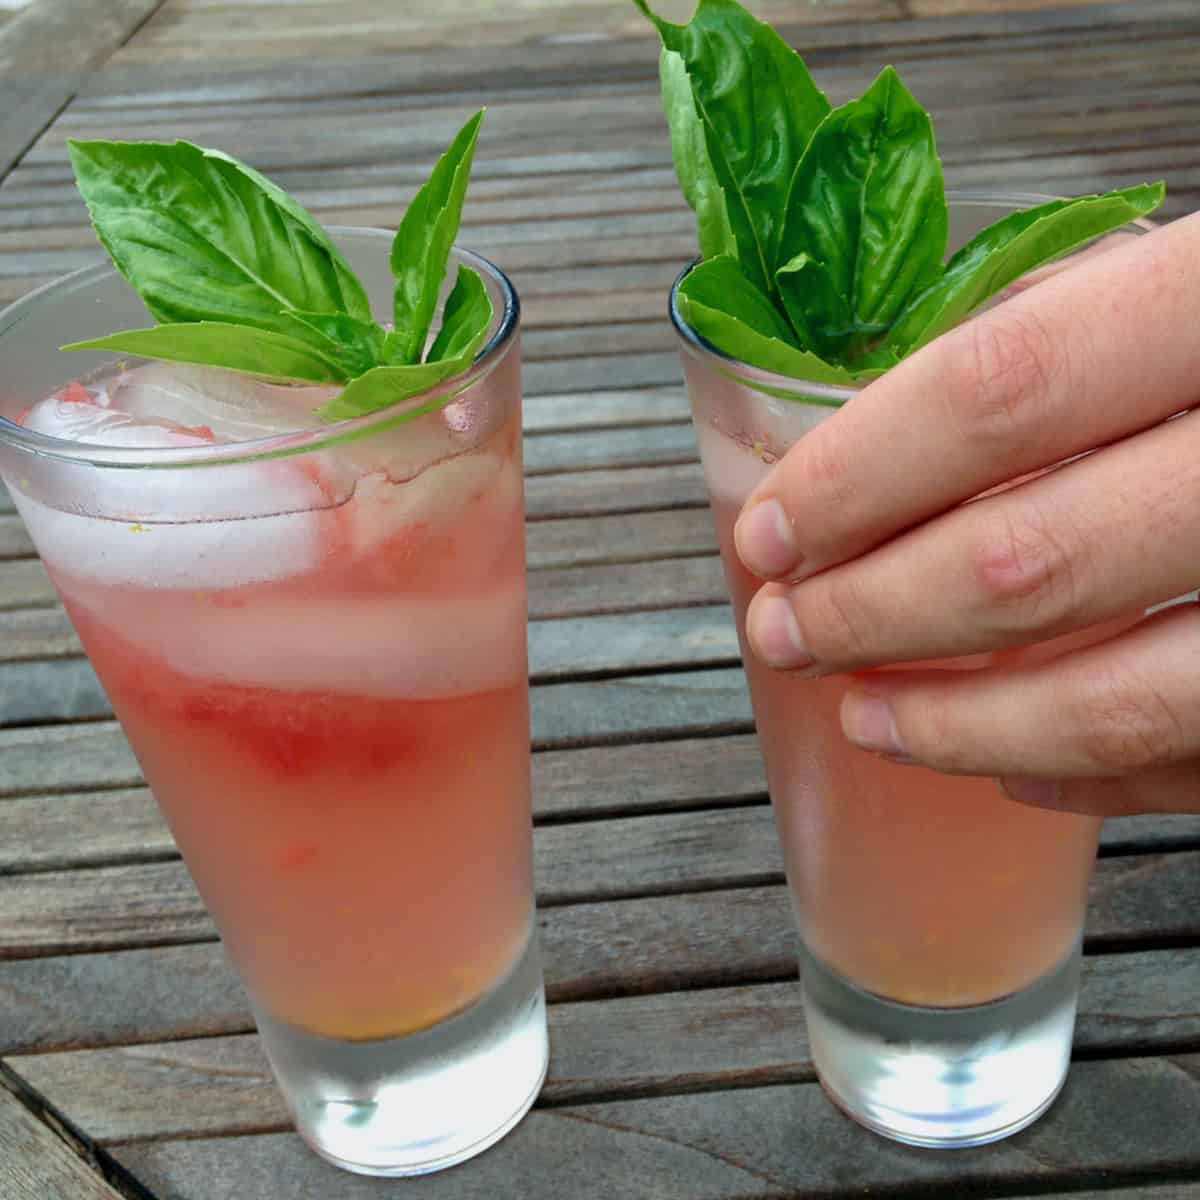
[638,0,1165,390]
[63,111,494,422]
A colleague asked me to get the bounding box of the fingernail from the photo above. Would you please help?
[735,498,800,579]
[748,594,813,671]
[1000,777,1062,809]
[841,690,904,756]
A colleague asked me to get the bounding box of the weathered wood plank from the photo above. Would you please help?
[0,1077,127,1200]
[0,733,771,873]
[0,788,165,874]
[522,386,688,433]
[100,0,901,65]
[0,550,730,628]
[46,1,1197,116]
[0,659,751,737]
[531,605,736,680]
[10,946,1200,1140]
[107,1055,1200,1199]
[2,830,1198,1056]
[15,48,1200,185]
[542,507,719,570]
[0,886,801,1052]
[0,592,732,675]
[0,0,164,180]
[523,424,697,475]
[0,492,716,573]
[0,722,139,796]
[525,463,707,520]
[0,516,31,560]
[0,942,246,1055]
[0,805,787,960]
[0,713,766,807]
[0,658,111,725]
[2,843,1197,971]
[6,721,1199,874]
[0,771,774,882]
[0,607,79,662]
[529,554,728,618]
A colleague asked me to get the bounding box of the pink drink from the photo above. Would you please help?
[694,418,1104,1008]
[673,196,1150,1147]
[1,234,547,1173]
[18,363,534,1042]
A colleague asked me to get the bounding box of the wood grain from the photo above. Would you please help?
[0,493,717,573]
[0,598,736,674]
[4,730,1199,873]
[0,0,164,180]
[2,2,1199,1196]
[0,1077,128,1200]
[7,946,1200,1140]
[2,847,1197,969]
[107,1056,1200,1199]
[0,548,731,619]
[0,658,753,740]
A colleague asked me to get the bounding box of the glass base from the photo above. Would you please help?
[253,932,548,1176]
[800,942,1080,1148]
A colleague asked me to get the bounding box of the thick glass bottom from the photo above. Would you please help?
[800,941,1080,1148]
[252,931,548,1176]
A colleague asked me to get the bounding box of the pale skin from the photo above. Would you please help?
[734,209,1200,817]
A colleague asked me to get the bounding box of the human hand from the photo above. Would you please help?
[733,210,1200,816]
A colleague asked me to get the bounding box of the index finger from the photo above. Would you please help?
[734,210,1200,584]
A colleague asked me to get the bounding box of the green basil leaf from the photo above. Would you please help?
[314,357,472,423]
[886,182,1166,354]
[678,255,796,344]
[776,66,946,362]
[427,265,493,363]
[390,110,485,363]
[62,322,348,384]
[659,48,734,260]
[636,0,830,292]
[676,289,861,387]
[774,251,852,354]
[67,139,372,334]
[276,310,386,378]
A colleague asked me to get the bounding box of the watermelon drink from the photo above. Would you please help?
[0,235,547,1176]
[668,196,1148,1149]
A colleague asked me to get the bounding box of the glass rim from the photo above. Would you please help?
[668,188,1156,404]
[0,227,520,469]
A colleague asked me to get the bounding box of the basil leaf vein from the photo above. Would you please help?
[68,139,372,334]
[776,67,946,362]
[636,0,830,292]
[63,322,348,384]
[886,182,1166,355]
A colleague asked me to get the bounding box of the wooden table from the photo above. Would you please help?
[3,1,1200,1196]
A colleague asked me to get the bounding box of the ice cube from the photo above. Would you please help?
[15,489,325,591]
[346,450,511,562]
[15,384,332,589]
[133,577,529,698]
[22,388,213,449]
[102,362,337,444]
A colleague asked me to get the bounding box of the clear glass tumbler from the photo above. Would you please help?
[0,231,548,1175]
[670,195,1149,1148]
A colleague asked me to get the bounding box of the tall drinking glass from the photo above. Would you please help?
[0,230,548,1176]
[671,195,1149,1148]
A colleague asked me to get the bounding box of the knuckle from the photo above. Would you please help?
[901,693,974,773]
[792,427,858,524]
[1073,667,1184,773]
[943,308,1064,456]
[969,498,1088,633]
